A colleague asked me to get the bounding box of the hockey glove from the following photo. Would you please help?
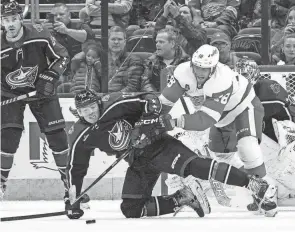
[131,113,175,149]
[35,70,59,97]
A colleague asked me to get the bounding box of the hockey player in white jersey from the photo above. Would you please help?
[157,44,277,216]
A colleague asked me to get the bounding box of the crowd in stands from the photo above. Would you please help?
[36,0,295,93]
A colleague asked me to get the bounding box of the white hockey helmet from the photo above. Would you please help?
[191,44,219,69]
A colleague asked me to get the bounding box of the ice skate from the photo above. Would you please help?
[170,185,206,217]
[247,176,278,217]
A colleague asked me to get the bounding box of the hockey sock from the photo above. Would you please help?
[142,196,176,216]
[52,149,69,196]
[1,151,14,188]
[184,158,250,187]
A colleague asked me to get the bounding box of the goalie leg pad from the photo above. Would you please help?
[237,136,264,170]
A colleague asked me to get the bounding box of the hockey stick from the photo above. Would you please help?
[0,91,37,106]
[0,211,66,222]
[0,149,131,222]
[71,148,131,205]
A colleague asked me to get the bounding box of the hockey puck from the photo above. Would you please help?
[86,219,96,224]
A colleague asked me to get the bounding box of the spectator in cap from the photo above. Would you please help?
[210,31,239,69]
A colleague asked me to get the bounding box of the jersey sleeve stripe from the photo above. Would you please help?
[216,88,256,127]
[199,106,221,122]
[159,94,175,107]
[261,100,293,121]
[23,39,60,59]
[203,99,227,114]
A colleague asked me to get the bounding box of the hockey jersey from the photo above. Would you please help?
[1,24,69,98]
[67,92,161,195]
[253,79,295,142]
[159,61,255,130]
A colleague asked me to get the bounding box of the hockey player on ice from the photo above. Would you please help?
[65,89,277,219]
[1,1,69,200]
[158,44,277,216]
[167,58,295,210]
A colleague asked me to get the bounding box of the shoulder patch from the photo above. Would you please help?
[270,82,281,95]
[102,94,110,102]
[68,125,75,135]
[50,35,57,46]
[32,24,44,32]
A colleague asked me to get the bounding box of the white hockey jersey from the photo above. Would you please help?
[159,61,256,130]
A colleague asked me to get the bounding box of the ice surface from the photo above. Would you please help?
[1,200,295,232]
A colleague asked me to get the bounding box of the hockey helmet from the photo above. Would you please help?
[75,89,101,109]
[191,44,219,69]
[1,0,23,17]
[235,58,260,83]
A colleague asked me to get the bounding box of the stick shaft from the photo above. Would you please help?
[1,91,37,106]
[72,149,131,204]
[1,211,66,222]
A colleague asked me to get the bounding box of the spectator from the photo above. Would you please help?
[79,0,133,29]
[154,0,206,56]
[108,26,143,92]
[210,32,240,69]
[129,0,165,27]
[70,41,103,94]
[43,3,95,82]
[271,6,295,62]
[189,0,240,39]
[140,29,190,92]
[275,34,295,65]
[249,0,295,29]
[238,0,259,29]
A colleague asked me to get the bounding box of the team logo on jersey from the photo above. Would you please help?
[6,65,38,89]
[108,120,132,151]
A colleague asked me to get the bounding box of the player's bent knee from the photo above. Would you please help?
[121,198,146,218]
[237,136,264,169]
[1,128,23,153]
[45,129,68,152]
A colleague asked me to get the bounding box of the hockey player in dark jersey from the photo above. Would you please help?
[0,1,70,200]
[235,59,295,142]
[65,89,277,219]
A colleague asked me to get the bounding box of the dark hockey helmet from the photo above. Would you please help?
[1,0,23,17]
[75,89,101,109]
[235,58,260,83]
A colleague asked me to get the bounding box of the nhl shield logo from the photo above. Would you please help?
[108,120,132,151]
[6,65,38,89]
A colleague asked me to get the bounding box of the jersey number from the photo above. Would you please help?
[216,93,230,105]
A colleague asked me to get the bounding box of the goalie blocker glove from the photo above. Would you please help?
[35,70,59,97]
[131,113,175,149]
